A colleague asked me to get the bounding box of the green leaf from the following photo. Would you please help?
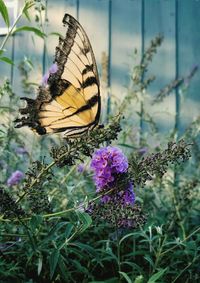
[22,1,35,22]
[58,256,69,281]
[23,8,31,22]
[12,26,46,38]
[119,231,141,246]
[119,271,132,283]
[72,242,99,259]
[64,223,74,238]
[0,57,14,65]
[37,254,43,276]
[49,248,60,279]
[30,215,43,231]
[144,255,154,267]
[134,275,144,283]
[48,32,63,38]
[0,0,10,27]
[46,222,69,242]
[76,211,92,233]
[147,268,167,283]
[89,279,119,283]
[118,143,137,149]
[23,0,35,12]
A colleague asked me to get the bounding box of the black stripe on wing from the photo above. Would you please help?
[82,64,94,75]
[81,76,98,89]
[60,94,99,120]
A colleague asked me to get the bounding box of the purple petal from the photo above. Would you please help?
[7,170,24,187]
[77,163,85,173]
[138,147,148,155]
[42,73,49,86]
[49,63,58,74]
[15,147,28,155]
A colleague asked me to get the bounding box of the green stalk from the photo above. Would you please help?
[0,3,27,52]
[114,217,122,281]
[10,187,115,222]
[160,226,200,256]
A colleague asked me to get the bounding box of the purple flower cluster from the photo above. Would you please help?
[7,170,24,187]
[91,146,128,191]
[77,163,85,173]
[90,146,135,206]
[15,147,28,155]
[101,182,135,206]
[42,63,58,87]
[138,147,148,156]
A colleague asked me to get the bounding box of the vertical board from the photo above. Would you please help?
[144,0,176,132]
[12,2,44,95]
[46,0,77,63]
[111,0,142,98]
[178,0,200,132]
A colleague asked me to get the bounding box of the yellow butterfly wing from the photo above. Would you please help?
[15,14,101,137]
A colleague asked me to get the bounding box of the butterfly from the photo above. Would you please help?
[15,14,101,137]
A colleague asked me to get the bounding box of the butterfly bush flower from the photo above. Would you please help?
[86,146,147,228]
[15,147,28,155]
[101,182,135,206]
[7,170,24,187]
[49,63,58,73]
[77,163,85,173]
[90,146,135,205]
[138,147,148,156]
[42,63,58,86]
[91,146,128,191]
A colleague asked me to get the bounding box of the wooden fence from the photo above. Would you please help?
[0,0,200,134]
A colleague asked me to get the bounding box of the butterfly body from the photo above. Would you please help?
[15,14,101,138]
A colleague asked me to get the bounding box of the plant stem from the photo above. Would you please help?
[0,3,26,52]
[160,226,200,256]
[15,158,56,204]
[115,218,122,281]
[9,187,115,222]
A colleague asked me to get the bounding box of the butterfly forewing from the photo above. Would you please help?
[15,14,101,137]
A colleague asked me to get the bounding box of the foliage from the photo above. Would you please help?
[0,2,200,283]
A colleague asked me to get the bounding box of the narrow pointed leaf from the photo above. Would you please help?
[119,271,132,283]
[76,211,92,233]
[49,249,60,279]
[0,0,10,27]
[147,268,167,283]
[134,275,144,283]
[37,255,43,275]
[0,57,14,65]
[23,9,31,22]
[12,26,46,38]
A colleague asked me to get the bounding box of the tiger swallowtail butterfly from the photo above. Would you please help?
[15,14,101,138]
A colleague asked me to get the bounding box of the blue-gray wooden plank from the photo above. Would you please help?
[178,0,200,132]
[45,0,77,64]
[12,1,44,96]
[111,0,142,99]
[144,0,176,132]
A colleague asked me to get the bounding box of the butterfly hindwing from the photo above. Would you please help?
[15,14,101,137]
